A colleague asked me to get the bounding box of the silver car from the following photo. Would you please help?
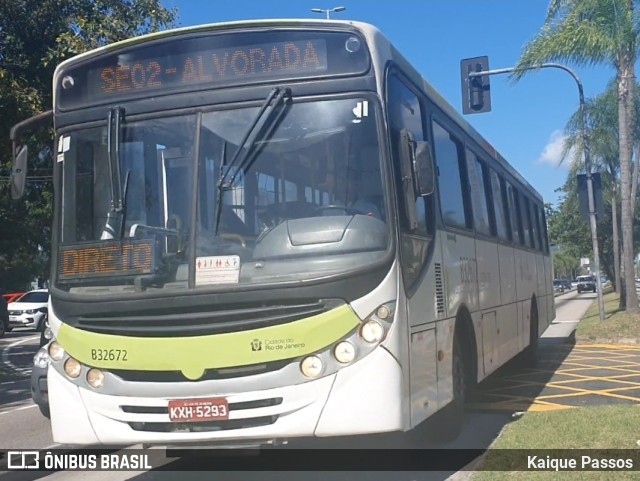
[7,289,49,331]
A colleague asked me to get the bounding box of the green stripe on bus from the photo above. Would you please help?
[56,304,360,380]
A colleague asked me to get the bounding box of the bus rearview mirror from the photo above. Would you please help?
[11,144,28,200]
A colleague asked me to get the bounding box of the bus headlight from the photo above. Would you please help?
[87,369,105,389]
[334,341,356,364]
[64,358,82,378]
[48,341,64,361]
[300,356,323,378]
[360,320,385,344]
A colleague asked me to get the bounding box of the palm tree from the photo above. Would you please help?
[514,0,639,313]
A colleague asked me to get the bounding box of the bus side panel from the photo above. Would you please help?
[536,253,547,299]
[475,238,501,310]
[497,244,516,305]
[409,326,438,427]
[406,234,445,427]
[436,317,456,410]
[441,231,477,317]
[514,249,537,350]
[495,243,520,365]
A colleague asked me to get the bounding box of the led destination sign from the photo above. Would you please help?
[58,31,370,108]
[58,239,156,281]
[93,39,327,96]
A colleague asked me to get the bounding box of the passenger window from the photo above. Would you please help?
[539,206,549,253]
[520,195,533,248]
[433,121,470,230]
[490,170,509,241]
[466,150,492,236]
[530,201,541,250]
[506,182,522,245]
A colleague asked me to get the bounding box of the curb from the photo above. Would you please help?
[574,336,640,346]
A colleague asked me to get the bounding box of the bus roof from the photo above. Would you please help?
[55,18,542,202]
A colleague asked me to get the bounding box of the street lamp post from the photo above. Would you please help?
[310,6,346,18]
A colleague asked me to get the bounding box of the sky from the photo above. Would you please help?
[163,0,616,207]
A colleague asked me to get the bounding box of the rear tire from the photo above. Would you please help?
[519,301,539,367]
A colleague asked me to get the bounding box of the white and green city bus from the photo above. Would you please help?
[10,19,554,446]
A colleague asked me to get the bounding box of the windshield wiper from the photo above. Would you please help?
[101,107,128,240]
[213,87,291,236]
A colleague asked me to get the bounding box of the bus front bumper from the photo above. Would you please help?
[48,346,404,445]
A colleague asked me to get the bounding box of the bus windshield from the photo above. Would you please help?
[56,97,389,294]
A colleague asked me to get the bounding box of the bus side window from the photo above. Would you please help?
[506,182,523,245]
[490,170,509,241]
[466,149,492,236]
[432,121,471,230]
[540,206,550,253]
[530,200,542,251]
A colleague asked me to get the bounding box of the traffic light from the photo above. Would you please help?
[461,56,491,114]
[577,173,604,222]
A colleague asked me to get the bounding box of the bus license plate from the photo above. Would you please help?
[168,398,229,422]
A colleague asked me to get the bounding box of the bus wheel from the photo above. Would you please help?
[425,336,466,443]
[38,404,50,419]
[519,301,539,367]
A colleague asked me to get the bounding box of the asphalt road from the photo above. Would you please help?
[0,290,598,480]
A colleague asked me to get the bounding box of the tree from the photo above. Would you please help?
[0,0,177,290]
[514,0,640,313]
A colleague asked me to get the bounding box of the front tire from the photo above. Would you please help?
[38,404,50,419]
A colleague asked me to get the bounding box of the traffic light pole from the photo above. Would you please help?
[467,62,606,321]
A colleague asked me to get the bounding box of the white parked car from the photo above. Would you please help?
[7,289,49,331]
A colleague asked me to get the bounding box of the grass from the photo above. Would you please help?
[472,405,640,480]
[575,289,640,343]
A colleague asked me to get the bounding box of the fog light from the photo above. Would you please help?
[87,369,104,388]
[300,356,323,378]
[44,327,53,340]
[361,320,384,344]
[376,305,391,320]
[33,348,51,369]
[48,341,64,361]
[334,341,356,364]
[64,358,82,378]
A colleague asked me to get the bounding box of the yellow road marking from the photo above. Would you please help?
[470,344,640,412]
